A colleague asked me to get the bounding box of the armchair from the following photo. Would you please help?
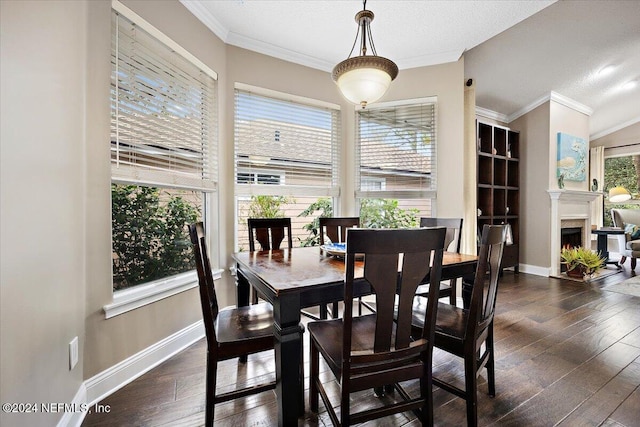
[611,208,640,270]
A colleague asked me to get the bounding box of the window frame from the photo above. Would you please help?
[355,97,438,219]
[233,83,341,251]
[105,1,221,317]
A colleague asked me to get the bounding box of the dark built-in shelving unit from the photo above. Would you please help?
[477,121,520,272]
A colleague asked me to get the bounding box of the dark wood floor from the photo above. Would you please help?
[83,266,640,426]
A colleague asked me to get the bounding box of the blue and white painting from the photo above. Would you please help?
[557,132,587,182]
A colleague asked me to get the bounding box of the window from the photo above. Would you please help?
[234,85,341,249]
[356,98,437,228]
[109,2,217,300]
[603,153,639,226]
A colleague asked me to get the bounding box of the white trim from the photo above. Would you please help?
[58,321,204,427]
[395,49,463,70]
[507,91,593,123]
[235,183,339,197]
[86,321,205,407]
[518,263,551,277]
[56,383,87,427]
[112,0,217,80]
[591,116,640,140]
[104,269,223,319]
[227,31,334,72]
[235,82,341,110]
[179,0,229,42]
[475,107,509,123]
[549,91,593,116]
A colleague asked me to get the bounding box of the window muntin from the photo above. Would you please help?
[110,7,217,292]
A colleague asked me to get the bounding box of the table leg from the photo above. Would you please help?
[596,233,609,260]
[236,266,250,307]
[273,293,305,425]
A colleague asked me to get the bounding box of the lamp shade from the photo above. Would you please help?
[332,56,397,107]
[608,186,631,202]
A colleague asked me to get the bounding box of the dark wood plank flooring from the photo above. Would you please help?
[83,267,640,426]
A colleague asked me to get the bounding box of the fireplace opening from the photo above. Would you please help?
[561,227,583,249]
[561,227,583,272]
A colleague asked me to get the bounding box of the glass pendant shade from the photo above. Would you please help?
[333,3,398,108]
[609,186,631,202]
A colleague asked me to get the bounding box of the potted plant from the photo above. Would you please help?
[560,246,605,278]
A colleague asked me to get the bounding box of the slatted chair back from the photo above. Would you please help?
[248,218,293,251]
[467,224,506,342]
[319,217,360,245]
[420,217,463,252]
[189,222,219,345]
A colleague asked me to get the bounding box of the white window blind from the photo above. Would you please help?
[111,9,217,191]
[234,88,340,197]
[356,100,437,199]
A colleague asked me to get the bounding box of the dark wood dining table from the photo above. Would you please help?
[232,246,478,426]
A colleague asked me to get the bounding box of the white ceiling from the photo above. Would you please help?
[181,0,640,139]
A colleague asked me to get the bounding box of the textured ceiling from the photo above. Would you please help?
[181,0,640,138]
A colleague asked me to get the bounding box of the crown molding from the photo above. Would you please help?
[549,91,593,116]
[396,49,463,70]
[507,91,593,123]
[590,116,640,141]
[475,107,509,123]
[226,31,334,72]
[179,0,229,42]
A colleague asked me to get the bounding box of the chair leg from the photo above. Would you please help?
[250,285,258,304]
[421,356,434,425]
[310,341,319,412]
[331,301,339,319]
[205,351,216,427]
[464,351,479,427]
[487,326,496,397]
[621,256,627,266]
[449,278,457,306]
[632,257,637,270]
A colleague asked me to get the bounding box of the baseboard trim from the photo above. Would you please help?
[61,320,205,427]
[519,263,550,277]
[56,383,87,427]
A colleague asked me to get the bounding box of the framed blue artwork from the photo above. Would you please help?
[557,132,587,181]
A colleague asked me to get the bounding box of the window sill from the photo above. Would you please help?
[103,268,223,319]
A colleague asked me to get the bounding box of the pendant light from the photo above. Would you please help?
[332,0,398,108]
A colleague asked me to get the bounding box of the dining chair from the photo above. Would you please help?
[247,217,322,320]
[189,222,276,427]
[411,224,506,427]
[417,217,463,305]
[247,218,293,304]
[309,227,446,426]
[319,216,360,318]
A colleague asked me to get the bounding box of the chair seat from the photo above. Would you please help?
[216,302,274,344]
[412,298,467,354]
[308,314,401,378]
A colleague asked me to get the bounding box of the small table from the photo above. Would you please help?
[591,227,625,267]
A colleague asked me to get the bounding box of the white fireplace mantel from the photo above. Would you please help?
[548,190,601,276]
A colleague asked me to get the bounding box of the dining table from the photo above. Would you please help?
[232,246,478,426]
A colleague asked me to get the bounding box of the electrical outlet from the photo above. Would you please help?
[69,336,78,370]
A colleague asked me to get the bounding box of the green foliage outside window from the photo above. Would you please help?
[111,184,200,290]
[247,195,290,218]
[359,199,420,228]
[298,198,333,247]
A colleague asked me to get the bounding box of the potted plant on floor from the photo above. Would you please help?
[560,246,605,279]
